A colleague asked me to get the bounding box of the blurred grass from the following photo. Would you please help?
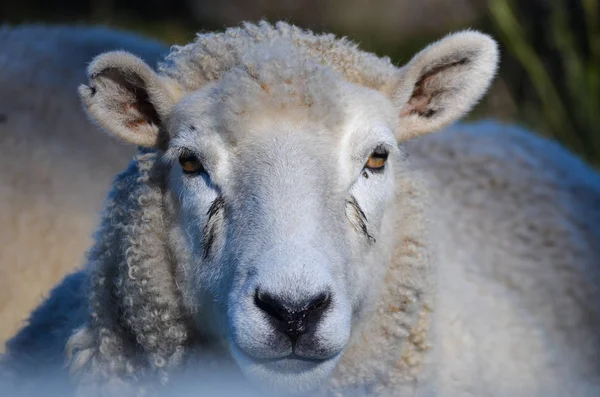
[488,0,600,166]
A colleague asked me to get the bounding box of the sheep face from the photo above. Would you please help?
[79,26,498,393]
[159,73,400,393]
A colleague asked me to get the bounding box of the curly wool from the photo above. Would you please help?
[159,21,398,93]
[68,150,189,396]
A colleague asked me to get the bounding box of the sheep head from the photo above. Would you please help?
[76,22,498,394]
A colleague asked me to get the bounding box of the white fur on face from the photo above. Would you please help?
[163,76,399,393]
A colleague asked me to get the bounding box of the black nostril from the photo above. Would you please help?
[254,290,332,341]
[254,290,288,323]
[307,292,330,314]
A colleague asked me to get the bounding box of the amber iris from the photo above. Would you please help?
[179,154,204,174]
[365,148,389,170]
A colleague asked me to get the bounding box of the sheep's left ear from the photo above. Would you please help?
[392,30,499,141]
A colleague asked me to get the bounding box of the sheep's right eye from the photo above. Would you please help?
[179,153,204,175]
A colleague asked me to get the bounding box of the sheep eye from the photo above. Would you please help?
[365,147,389,171]
[178,153,204,175]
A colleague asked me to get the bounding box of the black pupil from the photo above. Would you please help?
[372,149,389,160]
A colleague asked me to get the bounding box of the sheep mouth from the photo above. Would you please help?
[231,342,340,373]
[247,352,338,373]
[254,354,329,374]
[232,339,342,366]
[229,341,342,392]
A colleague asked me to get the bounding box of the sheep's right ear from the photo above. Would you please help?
[79,51,182,149]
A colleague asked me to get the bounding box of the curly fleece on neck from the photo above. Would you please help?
[68,151,189,396]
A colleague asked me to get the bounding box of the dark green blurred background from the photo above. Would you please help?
[3,0,599,166]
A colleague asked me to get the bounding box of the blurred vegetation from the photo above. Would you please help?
[486,0,600,166]
[1,0,599,165]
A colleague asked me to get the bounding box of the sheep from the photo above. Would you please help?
[0,25,167,347]
[2,21,599,397]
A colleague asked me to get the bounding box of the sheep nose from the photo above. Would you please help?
[254,289,331,341]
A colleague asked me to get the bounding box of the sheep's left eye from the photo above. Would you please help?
[365,147,389,170]
[179,153,204,175]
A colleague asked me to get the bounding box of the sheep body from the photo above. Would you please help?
[410,121,600,396]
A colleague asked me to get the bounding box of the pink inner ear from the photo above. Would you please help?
[399,56,470,118]
[122,101,156,132]
[399,94,431,117]
[399,70,437,118]
[125,118,151,131]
